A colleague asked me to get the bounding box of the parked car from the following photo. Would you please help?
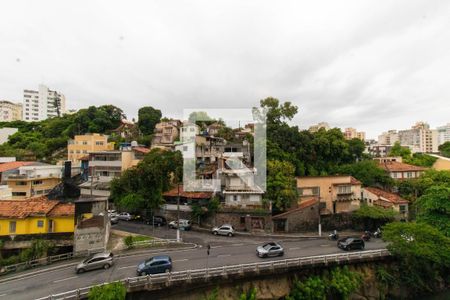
[169,219,191,230]
[110,214,119,224]
[212,224,235,236]
[256,242,284,258]
[337,237,365,251]
[76,252,114,274]
[136,255,172,276]
[118,212,133,221]
[145,216,167,226]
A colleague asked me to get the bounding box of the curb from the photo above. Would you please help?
[192,226,325,239]
[0,243,198,284]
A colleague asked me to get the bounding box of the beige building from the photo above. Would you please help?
[363,187,409,219]
[67,134,114,165]
[308,122,330,133]
[151,120,181,150]
[6,165,62,199]
[378,130,399,145]
[296,176,362,215]
[377,160,426,180]
[344,128,366,141]
[0,100,22,121]
[398,122,438,153]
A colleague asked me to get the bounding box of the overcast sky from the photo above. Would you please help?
[1,0,449,138]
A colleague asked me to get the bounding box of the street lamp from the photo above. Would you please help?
[176,183,181,242]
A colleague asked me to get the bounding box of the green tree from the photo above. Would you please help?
[415,185,450,235]
[88,282,126,300]
[388,142,411,159]
[438,141,450,158]
[259,97,298,125]
[239,287,257,300]
[404,153,437,167]
[329,266,362,300]
[383,222,450,293]
[332,160,394,188]
[352,204,397,229]
[266,160,298,211]
[137,106,162,135]
[286,276,327,300]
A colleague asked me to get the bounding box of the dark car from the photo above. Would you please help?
[136,255,172,276]
[337,237,365,251]
[145,216,167,226]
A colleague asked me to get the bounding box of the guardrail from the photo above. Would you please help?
[35,249,390,300]
[130,239,179,248]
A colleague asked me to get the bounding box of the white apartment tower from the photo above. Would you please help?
[437,123,450,146]
[23,84,66,121]
[398,122,438,153]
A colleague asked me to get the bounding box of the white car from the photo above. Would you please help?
[118,212,132,221]
[169,219,191,230]
[212,224,235,236]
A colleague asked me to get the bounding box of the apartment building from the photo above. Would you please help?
[308,122,330,133]
[23,84,66,121]
[363,187,409,219]
[6,165,62,199]
[67,134,114,165]
[296,176,362,215]
[437,123,450,145]
[344,128,366,141]
[378,130,399,145]
[0,100,22,121]
[398,122,438,153]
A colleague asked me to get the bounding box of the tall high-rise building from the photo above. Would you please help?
[23,84,66,121]
[398,122,438,153]
[378,130,399,145]
[437,123,450,145]
[0,100,22,121]
[343,127,366,141]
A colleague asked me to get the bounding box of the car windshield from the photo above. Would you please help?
[263,243,274,250]
[83,255,94,263]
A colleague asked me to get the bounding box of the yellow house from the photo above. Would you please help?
[0,197,74,236]
[67,133,114,165]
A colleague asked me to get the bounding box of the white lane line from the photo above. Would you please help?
[211,246,222,249]
[289,247,300,250]
[0,294,7,297]
[320,244,330,247]
[118,265,136,270]
[173,259,188,262]
[217,254,231,258]
[53,276,77,283]
[232,243,244,246]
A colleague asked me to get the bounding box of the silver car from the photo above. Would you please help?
[212,224,235,236]
[256,242,284,258]
[76,252,114,274]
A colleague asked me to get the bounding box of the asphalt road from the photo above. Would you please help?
[0,223,387,300]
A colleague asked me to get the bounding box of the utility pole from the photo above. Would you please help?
[318,187,322,237]
[177,183,181,242]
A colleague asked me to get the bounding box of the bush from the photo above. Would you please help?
[124,236,134,248]
[88,282,126,300]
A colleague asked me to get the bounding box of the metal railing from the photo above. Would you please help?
[35,249,390,300]
[0,252,74,275]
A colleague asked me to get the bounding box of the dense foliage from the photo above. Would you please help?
[88,282,126,300]
[438,141,450,158]
[397,169,450,200]
[110,149,183,212]
[0,105,124,161]
[388,142,437,167]
[415,185,450,236]
[286,266,362,300]
[352,204,398,230]
[332,160,394,187]
[137,106,161,136]
[266,160,298,211]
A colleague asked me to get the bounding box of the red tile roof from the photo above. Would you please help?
[133,147,150,154]
[0,161,34,173]
[364,187,408,204]
[378,161,427,172]
[48,202,75,217]
[272,197,318,219]
[0,196,57,219]
[163,185,213,199]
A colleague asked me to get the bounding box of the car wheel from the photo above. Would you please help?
[279,252,284,257]
[263,254,268,258]
[213,231,218,235]
[227,232,232,237]
[361,245,365,250]
[77,268,85,274]
[103,264,110,270]
[165,268,170,273]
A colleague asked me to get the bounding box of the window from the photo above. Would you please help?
[33,180,43,185]
[16,181,27,186]
[12,192,27,196]
[183,146,188,151]
[399,205,407,213]
[407,172,413,178]
[9,221,16,233]
[82,141,88,145]
[337,185,352,194]
[37,220,44,228]
[233,195,238,201]
[95,141,103,145]
[240,216,246,224]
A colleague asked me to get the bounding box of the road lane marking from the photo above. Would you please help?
[289,247,300,250]
[118,265,137,270]
[211,246,222,249]
[0,294,7,297]
[53,276,77,283]
[232,243,244,246]
[173,259,188,262]
[217,254,231,258]
[320,244,330,247]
